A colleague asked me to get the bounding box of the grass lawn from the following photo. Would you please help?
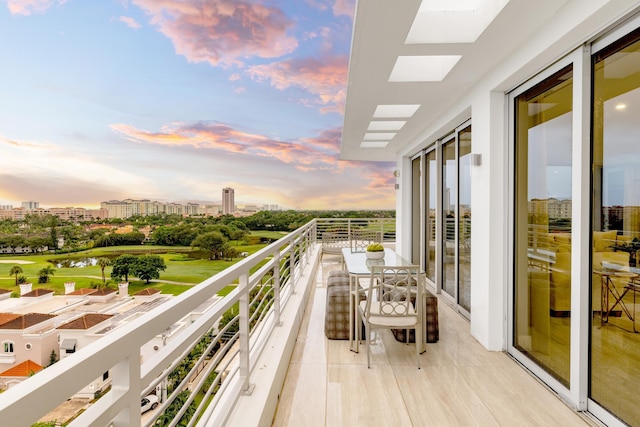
[0,241,271,296]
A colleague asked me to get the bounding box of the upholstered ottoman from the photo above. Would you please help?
[324,273,365,340]
[326,269,350,288]
[391,289,439,343]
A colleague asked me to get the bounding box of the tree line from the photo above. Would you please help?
[0,210,395,254]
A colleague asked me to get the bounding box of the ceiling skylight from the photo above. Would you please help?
[405,0,510,44]
[389,55,462,82]
[373,104,420,118]
[360,141,389,148]
[367,121,407,131]
[363,133,395,140]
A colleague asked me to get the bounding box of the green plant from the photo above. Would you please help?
[366,243,384,252]
[609,237,640,267]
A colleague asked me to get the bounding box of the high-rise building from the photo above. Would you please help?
[222,188,235,215]
[21,201,39,210]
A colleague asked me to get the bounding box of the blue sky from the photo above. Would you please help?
[0,0,395,210]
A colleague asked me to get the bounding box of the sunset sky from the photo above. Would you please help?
[0,0,395,210]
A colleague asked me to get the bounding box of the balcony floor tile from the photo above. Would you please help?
[273,257,594,426]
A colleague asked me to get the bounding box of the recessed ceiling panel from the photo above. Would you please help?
[389,56,462,82]
[367,121,407,131]
[363,132,396,140]
[360,141,390,148]
[373,105,420,118]
[405,0,510,44]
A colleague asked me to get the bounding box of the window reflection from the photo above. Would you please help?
[514,65,573,387]
[458,126,471,313]
[591,29,640,427]
[442,139,456,298]
[427,150,437,283]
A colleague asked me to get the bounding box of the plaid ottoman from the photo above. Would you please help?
[324,284,365,340]
[326,270,350,288]
[391,289,439,343]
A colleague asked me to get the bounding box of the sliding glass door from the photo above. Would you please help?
[513,64,573,388]
[590,28,640,427]
[412,122,471,316]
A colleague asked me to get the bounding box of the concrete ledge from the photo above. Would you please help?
[222,247,320,427]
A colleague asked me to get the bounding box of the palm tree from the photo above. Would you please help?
[97,257,111,286]
[9,265,23,286]
[38,266,56,284]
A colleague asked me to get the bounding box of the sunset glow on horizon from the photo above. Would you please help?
[0,0,396,210]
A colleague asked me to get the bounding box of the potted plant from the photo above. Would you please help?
[609,237,640,267]
[365,243,385,259]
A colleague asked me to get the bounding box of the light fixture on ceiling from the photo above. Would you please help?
[373,104,420,118]
[405,0,509,44]
[360,141,389,148]
[363,132,395,140]
[389,55,462,82]
[367,121,406,131]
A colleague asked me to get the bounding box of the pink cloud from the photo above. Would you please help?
[246,55,348,113]
[110,121,344,171]
[333,0,355,18]
[118,15,141,29]
[6,0,66,15]
[132,0,298,67]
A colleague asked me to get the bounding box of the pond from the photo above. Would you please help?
[49,257,99,268]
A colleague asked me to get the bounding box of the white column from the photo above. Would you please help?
[469,90,508,351]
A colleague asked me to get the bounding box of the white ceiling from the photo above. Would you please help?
[340,0,571,161]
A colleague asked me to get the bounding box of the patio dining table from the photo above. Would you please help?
[340,247,426,352]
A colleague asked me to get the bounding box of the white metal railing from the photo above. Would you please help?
[0,218,394,426]
[315,217,396,242]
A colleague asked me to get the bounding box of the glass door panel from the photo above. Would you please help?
[426,150,437,283]
[514,65,573,387]
[442,139,456,298]
[591,30,640,427]
[458,126,472,313]
[411,156,421,265]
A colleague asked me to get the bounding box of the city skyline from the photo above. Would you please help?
[0,0,396,211]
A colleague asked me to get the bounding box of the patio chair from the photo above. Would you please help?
[356,265,422,368]
[349,229,382,253]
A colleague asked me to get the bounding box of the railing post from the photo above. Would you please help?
[111,352,141,427]
[273,252,282,326]
[303,229,310,265]
[289,239,296,294]
[238,273,254,395]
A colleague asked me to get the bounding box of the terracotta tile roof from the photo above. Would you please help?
[0,313,21,326]
[67,288,97,296]
[133,288,160,296]
[0,313,56,330]
[22,289,54,297]
[57,313,113,330]
[89,288,116,296]
[0,360,43,377]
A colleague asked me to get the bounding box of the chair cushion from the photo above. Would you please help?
[392,289,439,343]
[359,300,417,328]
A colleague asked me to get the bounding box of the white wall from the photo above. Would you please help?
[396,0,640,352]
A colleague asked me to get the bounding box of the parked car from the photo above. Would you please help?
[141,394,159,414]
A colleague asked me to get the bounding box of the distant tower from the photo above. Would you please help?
[22,201,39,210]
[222,188,235,215]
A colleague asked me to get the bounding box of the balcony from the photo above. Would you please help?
[273,256,594,426]
[0,218,593,426]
